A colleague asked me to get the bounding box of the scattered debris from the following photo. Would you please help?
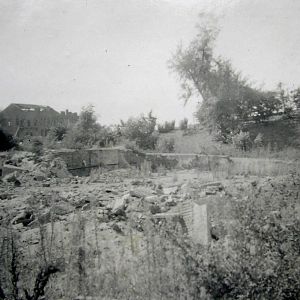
[11,210,34,226]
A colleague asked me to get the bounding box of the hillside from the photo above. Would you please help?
[157,119,300,159]
[245,118,300,149]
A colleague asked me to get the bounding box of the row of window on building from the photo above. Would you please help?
[9,117,64,127]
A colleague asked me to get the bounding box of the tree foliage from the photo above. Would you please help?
[62,105,116,149]
[169,20,283,141]
[122,111,158,150]
[0,129,16,151]
[179,118,188,130]
[157,120,175,133]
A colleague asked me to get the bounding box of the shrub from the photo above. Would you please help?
[179,118,188,130]
[0,226,60,300]
[157,120,175,133]
[122,111,158,150]
[48,125,67,141]
[231,131,252,151]
[200,180,300,299]
[157,137,175,153]
[0,129,17,151]
[253,132,264,148]
[62,105,115,149]
[20,137,44,157]
[44,125,68,149]
[124,140,140,152]
[31,138,44,156]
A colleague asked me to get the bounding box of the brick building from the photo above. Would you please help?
[0,103,78,138]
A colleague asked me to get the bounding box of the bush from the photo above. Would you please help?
[200,180,300,299]
[124,140,140,152]
[122,112,158,150]
[48,125,67,141]
[44,125,68,149]
[20,137,44,157]
[231,131,252,151]
[62,105,116,149]
[253,132,264,148]
[157,120,175,133]
[32,138,44,156]
[179,118,188,130]
[157,137,175,153]
[0,129,17,151]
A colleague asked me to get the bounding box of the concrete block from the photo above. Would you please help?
[191,203,210,245]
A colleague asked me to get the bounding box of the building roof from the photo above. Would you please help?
[11,103,57,112]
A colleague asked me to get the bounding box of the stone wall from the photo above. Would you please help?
[51,147,143,175]
[51,148,298,177]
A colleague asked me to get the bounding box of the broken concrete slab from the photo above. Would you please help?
[2,165,27,178]
[191,203,210,246]
[11,210,34,226]
[111,194,129,216]
[163,186,178,195]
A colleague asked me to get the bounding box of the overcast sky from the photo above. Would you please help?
[0,0,300,125]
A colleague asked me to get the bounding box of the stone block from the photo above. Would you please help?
[191,203,210,245]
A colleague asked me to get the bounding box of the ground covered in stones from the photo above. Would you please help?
[0,151,299,299]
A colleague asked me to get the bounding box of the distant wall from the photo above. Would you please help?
[51,148,298,177]
[146,152,298,176]
[51,147,145,175]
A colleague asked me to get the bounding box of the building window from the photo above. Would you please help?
[27,120,31,127]
[8,121,11,127]
[34,119,38,126]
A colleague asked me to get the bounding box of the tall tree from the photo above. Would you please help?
[169,19,281,141]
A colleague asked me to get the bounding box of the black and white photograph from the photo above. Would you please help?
[0,0,299,299]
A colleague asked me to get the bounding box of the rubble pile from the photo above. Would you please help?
[0,149,299,300]
[1,152,71,188]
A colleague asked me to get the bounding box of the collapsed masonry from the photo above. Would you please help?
[152,202,211,246]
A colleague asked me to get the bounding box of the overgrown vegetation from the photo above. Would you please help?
[1,172,298,299]
[0,129,17,151]
[179,118,188,130]
[157,120,175,133]
[121,111,158,150]
[20,137,44,160]
[169,16,300,143]
[156,136,175,153]
[45,105,118,149]
[0,228,60,300]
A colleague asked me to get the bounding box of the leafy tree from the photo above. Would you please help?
[179,118,188,130]
[291,87,300,110]
[276,82,297,116]
[51,125,67,141]
[122,111,158,150]
[63,105,105,149]
[169,20,282,141]
[46,125,68,144]
[231,131,252,151]
[78,104,98,131]
[157,120,175,133]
